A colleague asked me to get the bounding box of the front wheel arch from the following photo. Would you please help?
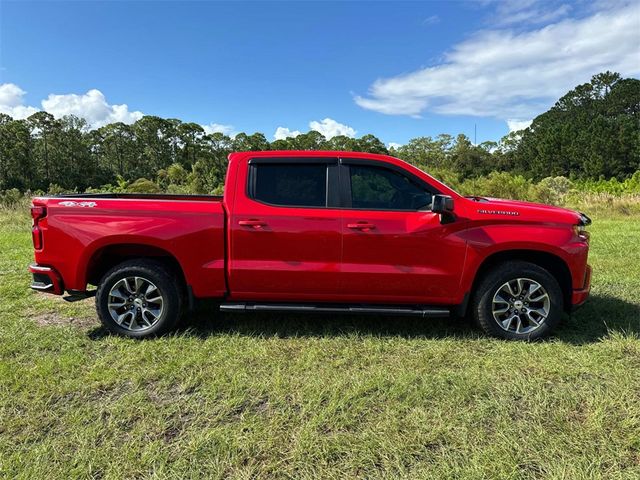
[466,249,572,316]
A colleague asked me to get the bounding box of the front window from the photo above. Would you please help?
[348,165,432,210]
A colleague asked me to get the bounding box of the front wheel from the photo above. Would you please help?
[96,259,182,338]
[472,261,563,340]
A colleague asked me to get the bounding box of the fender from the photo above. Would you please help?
[458,223,584,296]
[76,231,226,298]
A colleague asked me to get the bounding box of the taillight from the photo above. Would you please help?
[31,206,46,222]
[31,205,47,250]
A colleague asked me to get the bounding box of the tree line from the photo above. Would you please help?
[0,72,638,195]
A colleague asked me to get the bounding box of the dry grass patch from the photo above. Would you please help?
[32,311,98,329]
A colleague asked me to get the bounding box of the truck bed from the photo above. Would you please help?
[31,194,227,298]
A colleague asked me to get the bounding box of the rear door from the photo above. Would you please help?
[338,159,466,304]
[228,157,343,301]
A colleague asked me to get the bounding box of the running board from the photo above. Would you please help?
[219,303,450,317]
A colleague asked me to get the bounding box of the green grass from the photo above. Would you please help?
[0,208,639,479]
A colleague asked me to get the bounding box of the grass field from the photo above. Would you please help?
[0,207,639,479]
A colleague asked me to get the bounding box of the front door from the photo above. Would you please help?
[228,157,343,301]
[338,161,466,304]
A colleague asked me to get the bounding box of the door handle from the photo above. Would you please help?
[347,222,376,230]
[238,219,267,228]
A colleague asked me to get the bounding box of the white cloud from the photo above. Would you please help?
[0,83,236,135]
[41,89,143,128]
[0,83,38,119]
[387,142,403,150]
[0,83,25,108]
[507,119,533,132]
[355,2,640,122]
[422,15,440,25]
[273,119,356,140]
[202,122,236,136]
[0,83,144,128]
[273,126,302,140]
[491,1,572,27]
[309,118,356,139]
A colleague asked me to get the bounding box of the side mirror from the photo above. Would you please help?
[432,194,455,223]
[432,194,454,214]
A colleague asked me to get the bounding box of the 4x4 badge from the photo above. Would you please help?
[59,201,97,208]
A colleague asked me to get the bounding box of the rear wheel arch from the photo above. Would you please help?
[468,249,572,314]
[84,243,188,293]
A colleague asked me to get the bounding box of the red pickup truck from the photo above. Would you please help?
[29,150,591,340]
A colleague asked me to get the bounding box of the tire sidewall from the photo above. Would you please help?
[96,261,181,338]
[475,263,563,341]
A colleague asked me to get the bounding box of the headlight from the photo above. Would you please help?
[573,224,589,241]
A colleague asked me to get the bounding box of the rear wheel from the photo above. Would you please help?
[472,261,563,340]
[96,259,182,338]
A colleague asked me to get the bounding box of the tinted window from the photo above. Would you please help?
[253,164,327,207]
[349,165,432,210]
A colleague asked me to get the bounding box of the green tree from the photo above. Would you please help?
[355,134,388,154]
[395,134,452,170]
[177,122,205,166]
[325,135,358,151]
[0,116,35,190]
[133,116,177,177]
[513,72,640,180]
[449,134,493,179]
[27,111,59,187]
[291,131,327,150]
[232,132,270,152]
[93,122,138,180]
[56,115,94,190]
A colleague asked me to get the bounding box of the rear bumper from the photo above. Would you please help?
[571,264,592,308]
[29,264,64,295]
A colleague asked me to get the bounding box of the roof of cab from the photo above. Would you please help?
[228,150,461,198]
[229,150,396,160]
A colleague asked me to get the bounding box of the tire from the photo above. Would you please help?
[472,261,563,341]
[95,259,182,338]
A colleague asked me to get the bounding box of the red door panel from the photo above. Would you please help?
[337,160,467,304]
[340,210,466,304]
[228,158,342,301]
[229,208,342,300]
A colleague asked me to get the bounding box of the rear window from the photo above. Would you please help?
[252,163,327,207]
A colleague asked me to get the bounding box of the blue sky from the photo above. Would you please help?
[1,1,638,146]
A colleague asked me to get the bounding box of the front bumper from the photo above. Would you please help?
[571,264,592,308]
[29,264,64,295]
